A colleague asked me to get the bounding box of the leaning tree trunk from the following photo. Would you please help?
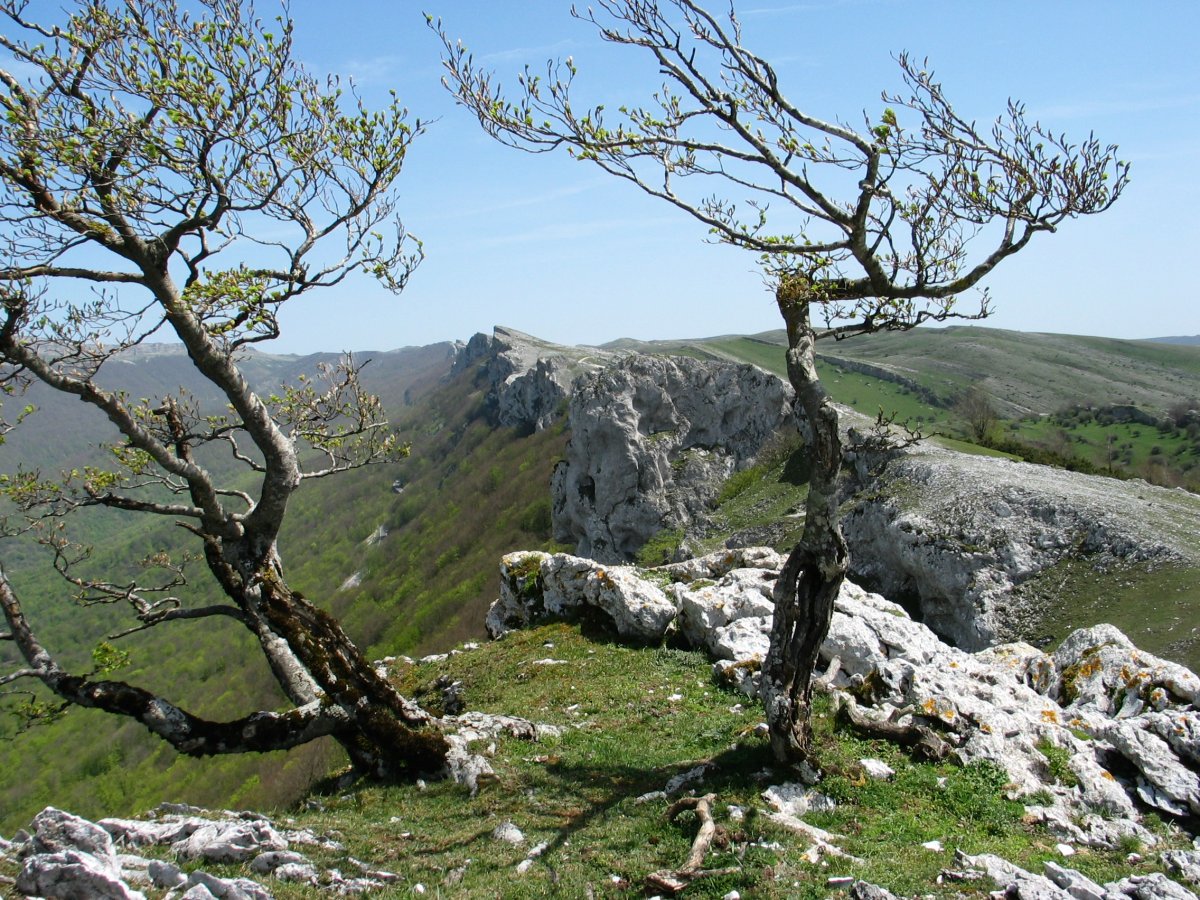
[208,532,450,778]
[251,570,450,777]
[761,280,849,762]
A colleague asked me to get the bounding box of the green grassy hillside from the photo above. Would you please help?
[0,354,567,834]
[5,622,1188,897]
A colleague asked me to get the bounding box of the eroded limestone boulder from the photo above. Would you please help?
[16,849,142,900]
[171,818,288,863]
[491,551,676,641]
[551,355,798,562]
[488,546,1200,841]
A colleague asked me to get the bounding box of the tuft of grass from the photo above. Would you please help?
[1036,738,1079,788]
[635,527,687,567]
[225,623,1190,899]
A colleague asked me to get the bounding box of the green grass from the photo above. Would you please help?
[1014,558,1200,674]
[690,434,809,556]
[20,622,1180,899]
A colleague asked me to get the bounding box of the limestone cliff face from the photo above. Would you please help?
[841,442,1200,650]
[550,355,798,562]
[452,326,616,433]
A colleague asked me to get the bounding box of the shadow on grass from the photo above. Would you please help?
[528,739,778,860]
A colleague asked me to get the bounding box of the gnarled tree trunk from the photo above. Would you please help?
[249,565,450,777]
[761,279,849,762]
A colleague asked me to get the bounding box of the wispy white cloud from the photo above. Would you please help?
[340,54,411,86]
[425,182,602,223]
[478,39,577,65]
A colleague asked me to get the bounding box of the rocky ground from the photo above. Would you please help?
[6,543,1200,897]
[491,547,1200,850]
[842,440,1200,651]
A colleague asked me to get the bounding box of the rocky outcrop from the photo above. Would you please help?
[3,806,345,898]
[451,326,617,433]
[957,851,1200,900]
[841,442,1200,650]
[489,548,1200,842]
[550,355,799,562]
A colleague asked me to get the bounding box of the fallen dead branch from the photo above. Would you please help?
[645,793,740,896]
[832,692,953,762]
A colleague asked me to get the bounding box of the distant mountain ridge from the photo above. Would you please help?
[606,325,1200,419]
[1148,334,1200,346]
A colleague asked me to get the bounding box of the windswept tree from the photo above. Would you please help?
[956,384,1000,444]
[0,0,449,777]
[438,0,1128,761]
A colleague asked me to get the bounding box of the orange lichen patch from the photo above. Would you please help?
[940,708,956,722]
[923,698,938,715]
[980,722,994,734]
[1101,770,1116,781]
[949,661,960,669]
[1041,709,1060,724]
[1124,671,1150,692]
[1061,654,1106,703]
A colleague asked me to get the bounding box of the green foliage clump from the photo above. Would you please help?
[1036,738,1079,788]
[718,465,766,504]
[635,527,685,567]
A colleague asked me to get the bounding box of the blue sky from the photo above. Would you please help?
[62,1,1200,351]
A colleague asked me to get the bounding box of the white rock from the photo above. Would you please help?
[1163,850,1200,885]
[17,850,144,900]
[30,807,118,859]
[492,822,524,845]
[1043,861,1105,900]
[171,820,287,863]
[177,869,272,900]
[273,862,320,883]
[860,759,895,780]
[250,850,310,873]
[762,783,836,817]
[664,765,710,796]
[148,859,186,889]
[1106,873,1200,900]
[551,356,796,562]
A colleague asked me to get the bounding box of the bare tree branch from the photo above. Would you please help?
[438,0,1127,765]
[0,0,443,778]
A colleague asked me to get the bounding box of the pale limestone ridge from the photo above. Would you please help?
[843,441,1200,650]
[550,354,799,561]
[451,325,619,432]
[489,547,1200,842]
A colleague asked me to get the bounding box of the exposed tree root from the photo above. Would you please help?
[645,794,740,896]
[832,691,953,762]
[761,811,862,864]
